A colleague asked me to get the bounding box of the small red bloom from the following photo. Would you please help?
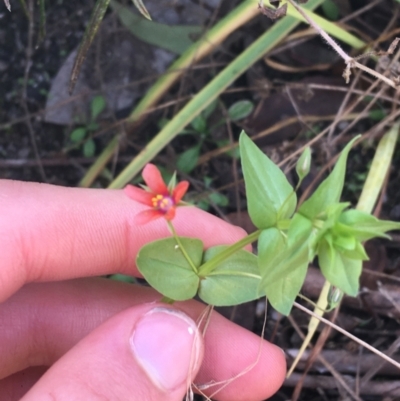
[124,163,189,225]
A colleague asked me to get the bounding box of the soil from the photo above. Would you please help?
[1,0,400,400]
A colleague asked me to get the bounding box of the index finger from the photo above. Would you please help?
[0,180,248,302]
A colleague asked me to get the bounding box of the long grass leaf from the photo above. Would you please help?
[69,0,111,94]
[132,0,151,20]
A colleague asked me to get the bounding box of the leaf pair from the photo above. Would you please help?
[137,237,262,306]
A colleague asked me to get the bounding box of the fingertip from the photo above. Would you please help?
[21,305,204,401]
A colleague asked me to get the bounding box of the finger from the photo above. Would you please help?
[0,279,286,401]
[20,305,204,401]
[0,367,48,401]
[0,180,248,301]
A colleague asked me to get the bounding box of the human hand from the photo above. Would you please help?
[0,180,286,401]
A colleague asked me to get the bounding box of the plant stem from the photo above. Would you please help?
[357,123,400,213]
[167,221,198,274]
[198,230,261,276]
[161,296,175,304]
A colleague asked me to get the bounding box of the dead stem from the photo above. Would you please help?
[285,0,400,90]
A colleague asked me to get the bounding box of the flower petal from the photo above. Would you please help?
[124,185,154,206]
[133,209,164,225]
[142,164,168,195]
[173,181,189,203]
[164,207,176,221]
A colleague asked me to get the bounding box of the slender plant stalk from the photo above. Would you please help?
[294,301,400,371]
[199,230,261,276]
[167,221,198,274]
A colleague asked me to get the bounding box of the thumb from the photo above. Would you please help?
[21,305,204,401]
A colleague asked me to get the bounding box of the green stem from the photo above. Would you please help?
[161,296,175,304]
[167,221,198,274]
[199,229,261,277]
[357,123,400,214]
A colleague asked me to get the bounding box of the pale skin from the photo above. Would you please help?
[0,180,286,401]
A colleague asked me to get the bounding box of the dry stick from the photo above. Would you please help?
[193,304,268,399]
[286,0,399,89]
[293,302,400,371]
[21,0,47,182]
[360,336,400,388]
[287,314,362,401]
[326,67,361,142]
[292,307,342,401]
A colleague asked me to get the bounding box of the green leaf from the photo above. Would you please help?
[132,0,151,20]
[111,1,202,55]
[91,95,106,120]
[240,131,296,228]
[341,241,369,261]
[87,122,99,132]
[83,139,96,158]
[109,274,136,283]
[332,234,356,251]
[313,202,350,244]
[321,0,339,20]
[177,145,201,174]
[191,115,207,133]
[70,127,87,142]
[337,209,400,241]
[258,227,309,315]
[202,99,218,120]
[318,237,362,296]
[198,246,262,306]
[228,100,254,121]
[286,212,315,258]
[208,192,229,207]
[69,0,111,94]
[136,237,203,301]
[299,136,359,220]
[295,147,311,182]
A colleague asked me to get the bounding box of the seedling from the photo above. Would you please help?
[68,95,106,158]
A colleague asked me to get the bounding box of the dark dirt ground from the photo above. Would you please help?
[2,0,400,400]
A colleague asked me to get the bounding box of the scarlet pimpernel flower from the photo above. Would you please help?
[124,163,189,225]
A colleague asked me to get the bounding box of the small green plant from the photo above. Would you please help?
[196,176,229,212]
[69,95,106,158]
[124,131,400,314]
[173,99,254,174]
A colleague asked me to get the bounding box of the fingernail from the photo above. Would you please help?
[130,307,202,391]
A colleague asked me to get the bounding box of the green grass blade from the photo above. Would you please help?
[286,5,365,50]
[132,0,151,20]
[108,0,325,189]
[38,0,46,42]
[357,124,399,213]
[69,0,111,94]
[17,0,29,17]
[112,1,202,55]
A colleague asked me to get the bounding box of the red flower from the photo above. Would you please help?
[124,163,189,225]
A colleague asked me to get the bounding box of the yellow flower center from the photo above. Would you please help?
[151,194,174,213]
